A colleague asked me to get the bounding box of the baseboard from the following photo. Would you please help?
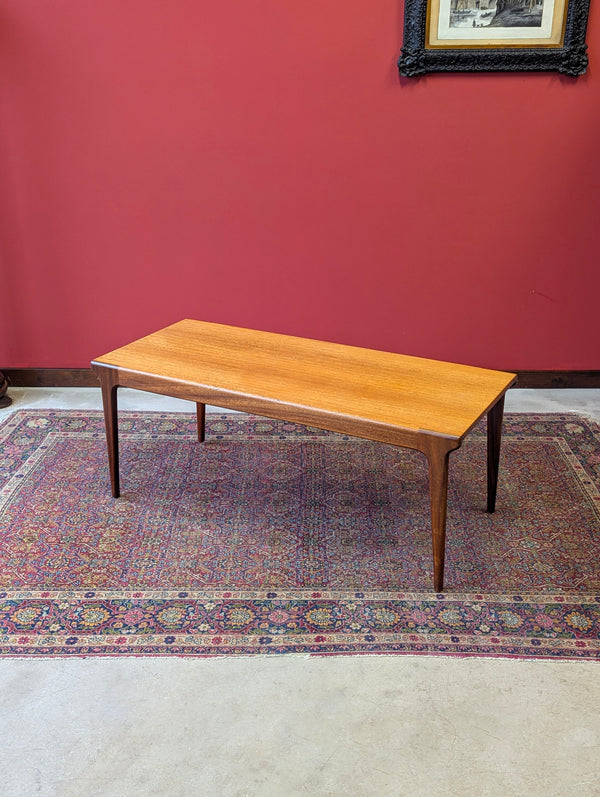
[3,369,100,387]
[514,371,600,389]
[3,368,600,390]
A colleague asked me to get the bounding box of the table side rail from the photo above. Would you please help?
[90,362,461,453]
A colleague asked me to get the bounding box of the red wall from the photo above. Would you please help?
[1,0,599,370]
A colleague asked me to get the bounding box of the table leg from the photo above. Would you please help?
[487,395,506,513]
[197,402,206,442]
[97,366,120,498]
[422,436,458,592]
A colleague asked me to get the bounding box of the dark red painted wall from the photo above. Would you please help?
[1,1,598,370]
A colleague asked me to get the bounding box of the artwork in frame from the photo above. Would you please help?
[398,0,591,76]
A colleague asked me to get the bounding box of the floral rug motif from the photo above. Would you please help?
[1,409,599,659]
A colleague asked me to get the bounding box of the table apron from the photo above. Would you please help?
[90,363,464,455]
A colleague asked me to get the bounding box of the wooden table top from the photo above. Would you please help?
[93,319,516,441]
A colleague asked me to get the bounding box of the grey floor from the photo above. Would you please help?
[1,388,599,797]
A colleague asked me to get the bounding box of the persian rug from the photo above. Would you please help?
[1,409,599,660]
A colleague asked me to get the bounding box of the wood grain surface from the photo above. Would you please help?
[93,319,516,441]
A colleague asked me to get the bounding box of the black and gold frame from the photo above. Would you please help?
[398,0,591,76]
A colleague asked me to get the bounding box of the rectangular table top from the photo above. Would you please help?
[93,320,516,442]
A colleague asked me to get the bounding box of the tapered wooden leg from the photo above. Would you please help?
[422,437,458,593]
[429,448,450,593]
[487,395,506,513]
[196,402,206,442]
[97,366,120,498]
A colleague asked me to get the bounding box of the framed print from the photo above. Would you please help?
[398,0,591,76]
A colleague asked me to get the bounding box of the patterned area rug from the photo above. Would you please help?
[1,409,599,659]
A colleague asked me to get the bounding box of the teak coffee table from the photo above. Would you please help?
[91,319,516,591]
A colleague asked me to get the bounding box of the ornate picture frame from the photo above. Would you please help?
[398,0,591,76]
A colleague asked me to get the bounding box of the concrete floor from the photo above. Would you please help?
[1,388,599,797]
